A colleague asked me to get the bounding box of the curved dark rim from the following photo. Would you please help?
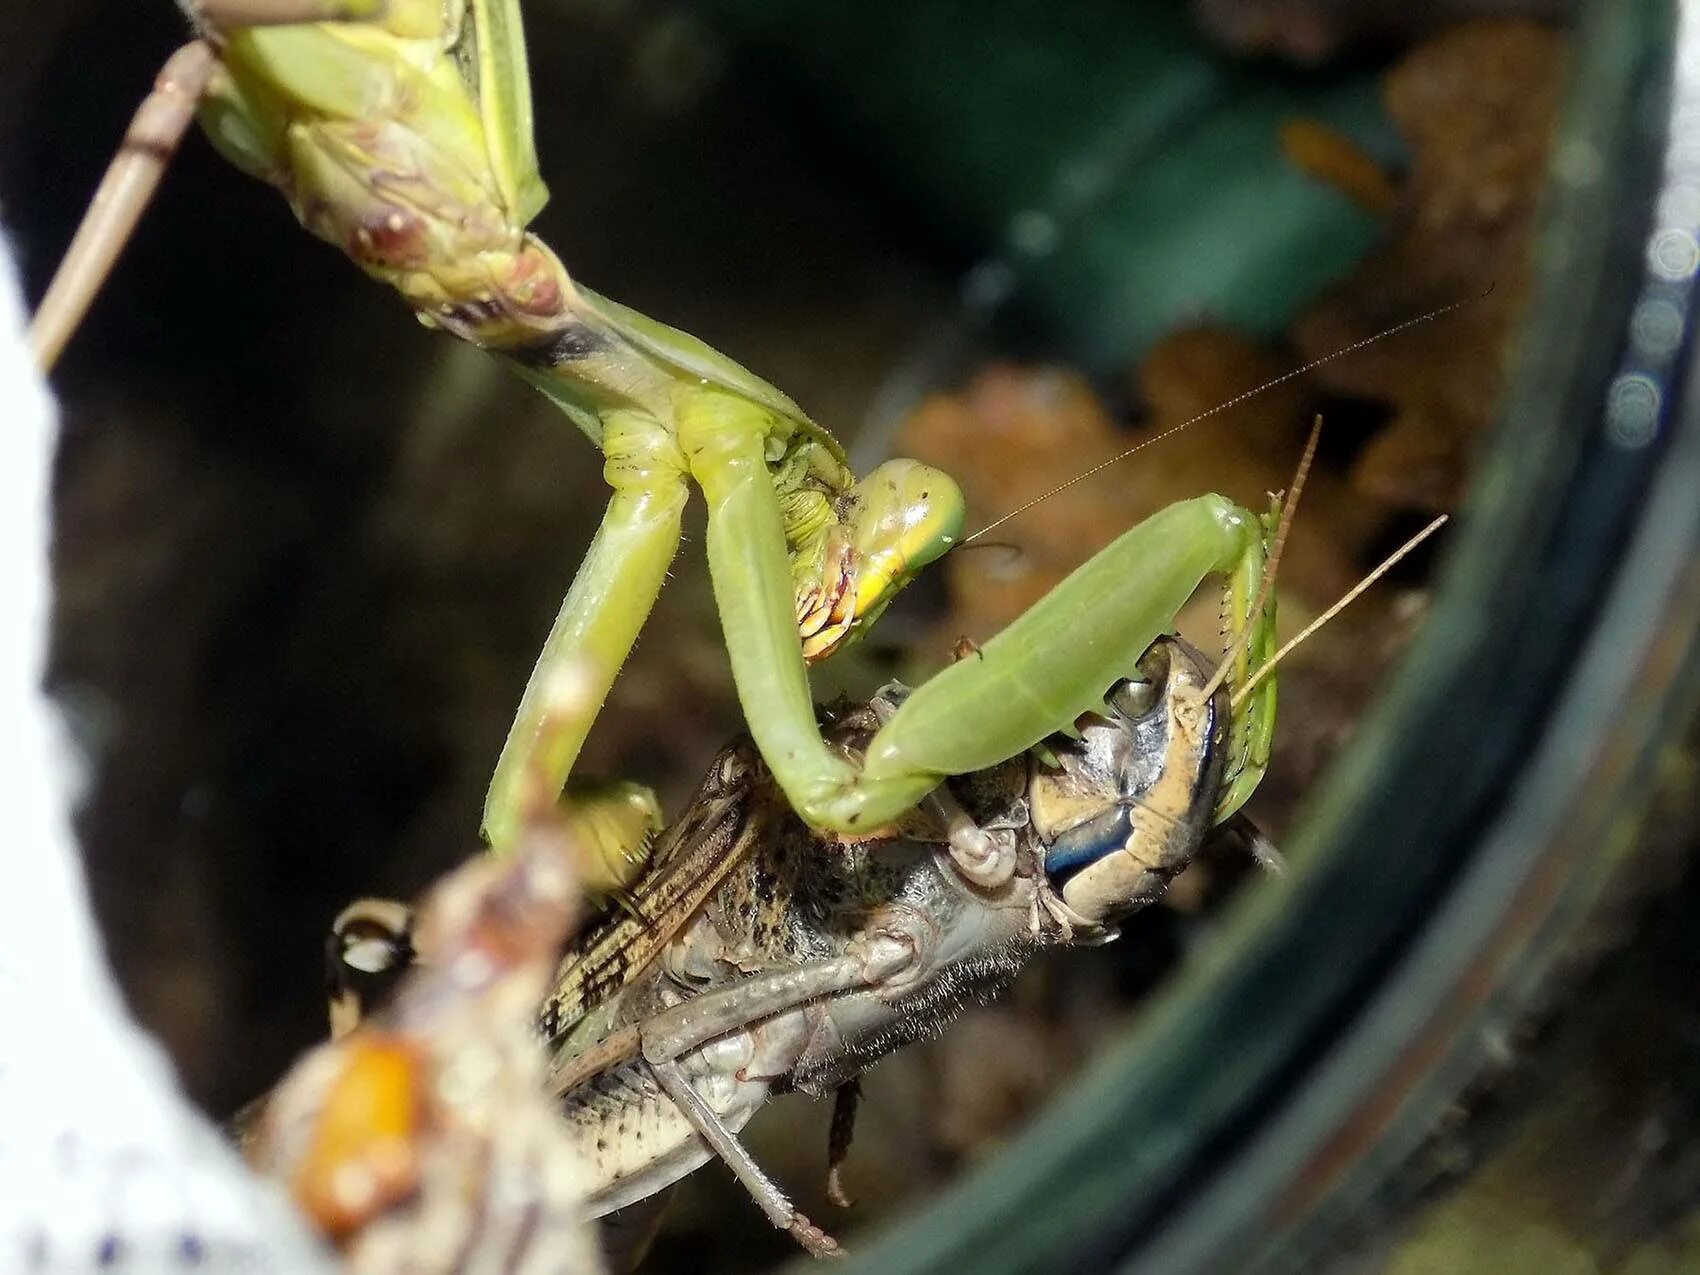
[838,2,1700,1272]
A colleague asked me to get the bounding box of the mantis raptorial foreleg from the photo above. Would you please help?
[665,386,1279,837]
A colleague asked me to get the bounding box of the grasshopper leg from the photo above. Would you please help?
[30,42,218,370]
[484,412,688,849]
[649,1058,842,1257]
[638,943,911,1065]
[825,1079,861,1208]
[630,942,917,1258]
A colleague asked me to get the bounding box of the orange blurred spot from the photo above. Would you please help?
[1279,118,1398,217]
[291,1035,425,1242]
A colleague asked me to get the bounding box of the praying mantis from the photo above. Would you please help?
[33,0,1322,870]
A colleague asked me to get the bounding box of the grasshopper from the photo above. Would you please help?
[324,635,1235,1258]
[313,471,1445,1257]
[539,637,1231,1257]
[33,0,1302,870]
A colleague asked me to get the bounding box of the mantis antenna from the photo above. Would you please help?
[956,285,1493,549]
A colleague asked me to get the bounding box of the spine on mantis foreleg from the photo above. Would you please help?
[862,496,1263,788]
[1214,498,1281,823]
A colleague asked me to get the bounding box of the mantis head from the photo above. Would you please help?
[798,459,965,661]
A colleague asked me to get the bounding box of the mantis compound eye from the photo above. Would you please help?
[845,459,965,630]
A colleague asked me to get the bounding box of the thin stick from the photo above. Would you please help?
[190,0,386,27]
[1197,414,1321,703]
[1230,514,1450,711]
[957,288,1492,548]
[30,43,217,371]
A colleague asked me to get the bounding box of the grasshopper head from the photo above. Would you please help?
[798,459,965,661]
[1030,638,1227,928]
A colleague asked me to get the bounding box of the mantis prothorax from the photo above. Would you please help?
[32,0,1377,858]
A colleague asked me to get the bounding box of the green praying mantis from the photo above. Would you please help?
[32,0,1420,879]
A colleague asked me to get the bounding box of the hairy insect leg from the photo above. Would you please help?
[30,43,217,370]
[484,412,688,849]
[825,1079,862,1208]
[638,949,906,1065]
[624,943,920,1258]
[649,1059,841,1257]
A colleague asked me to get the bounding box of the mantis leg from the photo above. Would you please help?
[467,0,549,224]
[679,389,1274,834]
[677,390,863,813]
[843,495,1274,827]
[190,0,386,24]
[833,497,1270,832]
[30,43,218,370]
[483,412,687,849]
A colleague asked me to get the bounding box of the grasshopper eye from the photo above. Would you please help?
[1106,676,1157,720]
[846,459,965,625]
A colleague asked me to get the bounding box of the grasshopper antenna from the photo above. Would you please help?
[1229,513,1448,712]
[956,286,1493,549]
[1196,413,1321,703]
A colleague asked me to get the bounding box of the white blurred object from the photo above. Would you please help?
[0,233,334,1273]
[250,831,607,1275]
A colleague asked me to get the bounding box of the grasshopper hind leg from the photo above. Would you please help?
[649,1059,842,1258]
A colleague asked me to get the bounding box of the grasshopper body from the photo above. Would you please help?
[542,636,1228,1250]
